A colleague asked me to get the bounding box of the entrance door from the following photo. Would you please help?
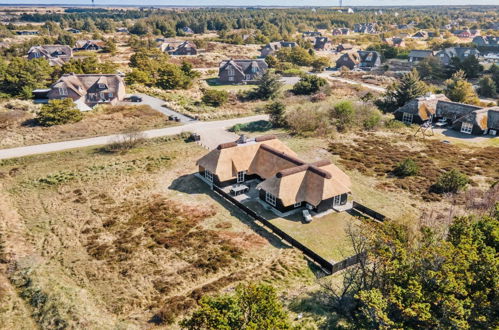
[237,171,245,183]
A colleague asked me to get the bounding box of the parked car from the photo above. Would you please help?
[125,95,142,102]
[302,209,313,223]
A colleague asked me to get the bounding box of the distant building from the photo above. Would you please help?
[472,36,499,49]
[45,73,126,110]
[353,23,377,34]
[435,47,480,65]
[161,40,197,55]
[182,26,194,34]
[260,41,297,58]
[218,59,268,84]
[412,31,428,39]
[74,40,105,51]
[335,52,359,70]
[27,45,73,66]
[116,27,129,33]
[302,31,322,38]
[66,28,81,34]
[336,43,353,52]
[357,51,381,70]
[16,30,39,35]
[314,37,332,51]
[408,50,435,63]
[383,37,405,47]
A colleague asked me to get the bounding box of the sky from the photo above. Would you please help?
[0,0,498,6]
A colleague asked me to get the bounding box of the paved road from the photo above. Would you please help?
[0,115,268,160]
[128,93,195,123]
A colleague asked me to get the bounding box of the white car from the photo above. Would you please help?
[302,210,313,223]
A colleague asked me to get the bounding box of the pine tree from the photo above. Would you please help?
[376,69,428,112]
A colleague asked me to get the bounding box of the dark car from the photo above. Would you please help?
[126,95,142,102]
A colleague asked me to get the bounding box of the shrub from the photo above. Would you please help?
[291,75,327,95]
[432,169,470,193]
[102,131,146,153]
[393,159,419,177]
[36,98,83,126]
[201,89,229,107]
[330,100,355,131]
[266,101,286,127]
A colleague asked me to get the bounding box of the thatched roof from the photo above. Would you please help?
[394,94,449,120]
[454,107,499,130]
[196,136,351,207]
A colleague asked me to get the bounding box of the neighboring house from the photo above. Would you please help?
[353,23,377,34]
[435,47,480,65]
[335,52,359,70]
[434,100,483,124]
[314,37,331,50]
[27,45,73,66]
[116,27,129,33]
[302,31,322,38]
[16,30,39,35]
[453,107,499,135]
[394,94,450,125]
[427,32,440,38]
[336,43,353,52]
[161,40,197,55]
[383,37,405,47]
[73,40,105,51]
[340,28,350,35]
[357,50,381,70]
[412,31,428,39]
[196,135,352,213]
[452,29,476,38]
[472,36,499,49]
[332,28,349,36]
[66,28,81,34]
[218,59,268,84]
[260,41,297,58]
[408,50,435,63]
[46,73,126,110]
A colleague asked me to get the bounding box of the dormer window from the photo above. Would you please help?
[98,83,107,89]
[251,66,258,73]
[227,67,235,76]
[58,87,68,96]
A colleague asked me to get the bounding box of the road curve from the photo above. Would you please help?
[0,115,268,160]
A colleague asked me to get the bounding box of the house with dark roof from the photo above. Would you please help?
[161,40,197,55]
[196,135,352,213]
[74,40,105,51]
[314,37,332,51]
[472,36,499,49]
[394,94,449,125]
[260,41,297,58]
[357,51,381,70]
[27,45,73,66]
[435,47,480,65]
[335,52,359,70]
[66,28,81,34]
[353,23,377,34]
[336,43,353,52]
[218,59,268,84]
[452,107,499,135]
[408,50,435,63]
[412,31,428,39]
[383,37,405,48]
[302,31,322,38]
[46,74,126,110]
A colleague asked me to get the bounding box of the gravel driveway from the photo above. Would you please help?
[124,93,195,123]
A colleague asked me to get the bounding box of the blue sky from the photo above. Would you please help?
[1,0,498,6]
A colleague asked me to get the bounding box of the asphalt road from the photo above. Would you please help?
[0,115,268,160]
[127,93,195,123]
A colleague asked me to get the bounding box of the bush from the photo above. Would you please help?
[201,89,229,107]
[330,100,355,131]
[291,75,327,95]
[432,169,469,194]
[266,101,286,127]
[393,159,419,177]
[36,99,83,126]
[102,131,146,153]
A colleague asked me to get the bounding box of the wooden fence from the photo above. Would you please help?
[352,201,386,222]
[212,185,364,275]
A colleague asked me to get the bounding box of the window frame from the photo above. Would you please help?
[265,191,277,207]
[402,112,413,124]
[237,171,246,183]
[58,87,68,96]
[294,202,302,208]
[460,122,473,134]
[228,76,234,82]
[205,169,214,182]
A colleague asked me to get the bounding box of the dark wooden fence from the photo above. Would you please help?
[352,201,386,222]
[212,185,364,275]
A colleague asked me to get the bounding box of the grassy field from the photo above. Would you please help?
[0,103,173,149]
[0,135,317,329]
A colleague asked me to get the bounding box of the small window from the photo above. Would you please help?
[402,113,413,124]
[251,66,258,73]
[205,170,213,182]
[98,83,107,89]
[58,87,68,96]
[108,92,113,98]
[294,202,302,208]
[334,195,341,205]
[460,122,473,134]
[265,191,277,207]
[237,171,245,183]
[245,74,252,81]
[227,67,235,76]
[228,76,234,82]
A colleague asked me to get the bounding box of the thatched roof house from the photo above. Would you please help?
[196,136,351,213]
[394,94,449,124]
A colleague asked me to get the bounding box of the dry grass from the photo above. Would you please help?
[0,137,315,328]
[0,104,171,149]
